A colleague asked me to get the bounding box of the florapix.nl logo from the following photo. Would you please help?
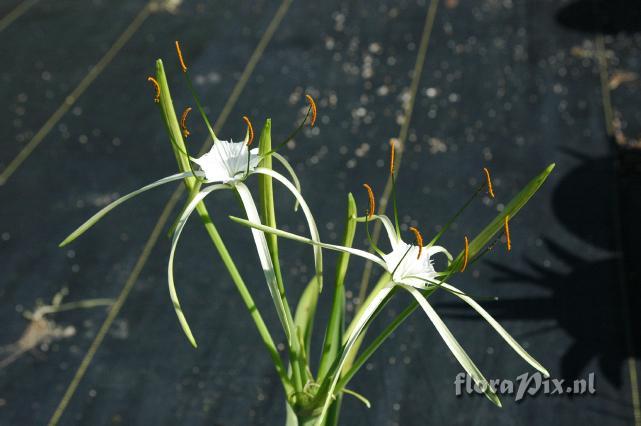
[454,372,596,402]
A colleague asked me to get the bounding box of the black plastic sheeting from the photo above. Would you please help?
[0,0,639,425]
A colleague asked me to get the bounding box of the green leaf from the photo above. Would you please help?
[316,283,396,425]
[451,163,555,270]
[155,59,195,183]
[293,276,320,358]
[317,193,357,383]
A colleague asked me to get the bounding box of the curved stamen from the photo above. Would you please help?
[262,95,317,156]
[305,94,317,127]
[175,40,188,73]
[243,115,254,146]
[460,236,469,272]
[180,107,192,138]
[389,139,400,238]
[408,227,423,259]
[147,76,160,103]
[390,139,396,175]
[363,183,375,218]
[243,116,254,178]
[483,167,495,198]
[504,215,511,251]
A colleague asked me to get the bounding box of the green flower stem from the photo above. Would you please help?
[155,60,293,396]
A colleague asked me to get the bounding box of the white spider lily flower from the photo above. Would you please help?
[60,133,323,349]
[192,139,261,183]
[230,212,550,423]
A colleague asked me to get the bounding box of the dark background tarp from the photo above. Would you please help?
[0,0,639,424]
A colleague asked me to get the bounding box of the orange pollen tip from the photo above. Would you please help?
[504,215,511,251]
[483,167,495,198]
[408,227,424,259]
[147,76,160,103]
[242,116,254,146]
[180,107,192,138]
[305,94,317,127]
[363,183,375,218]
[389,139,396,175]
[461,236,469,272]
[175,40,188,73]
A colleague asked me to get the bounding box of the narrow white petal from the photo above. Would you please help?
[318,283,395,424]
[230,216,388,270]
[440,283,550,377]
[270,152,301,211]
[235,182,292,340]
[372,215,400,248]
[399,284,501,407]
[254,167,323,291]
[61,171,199,247]
[426,245,453,262]
[168,184,227,347]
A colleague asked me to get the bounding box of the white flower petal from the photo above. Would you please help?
[235,182,292,340]
[254,167,323,292]
[168,184,227,347]
[60,171,199,247]
[441,283,550,377]
[270,152,301,211]
[193,140,260,183]
[230,216,388,270]
[399,284,502,407]
[371,214,400,248]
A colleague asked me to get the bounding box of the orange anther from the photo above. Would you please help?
[461,236,469,272]
[147,76,160,103]
[242,116,254,146]
[363,183,375,218]
[389,139,396,175]
[483,167,495,198]
[175,40,188,73]
[305,94,317,127]
[504,215,511,251]
[408,227,424,259]
[180,107,192,138]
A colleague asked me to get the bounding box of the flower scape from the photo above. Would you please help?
[60,42,555,425]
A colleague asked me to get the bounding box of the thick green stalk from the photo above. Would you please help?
[257,120,306,391]
[315,193,356,426]
[155,60,293,396]
[317,193,357,382]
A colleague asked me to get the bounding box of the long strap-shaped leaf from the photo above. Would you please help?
[254,167,323,292]
[230,216,387,270]
[440,283,549,377]
[235,182,293,341]
[60,171,199,247]
[168,184,227,347]
[399,284,501,407]
[451,164,555,268]
[316,283,395,425]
